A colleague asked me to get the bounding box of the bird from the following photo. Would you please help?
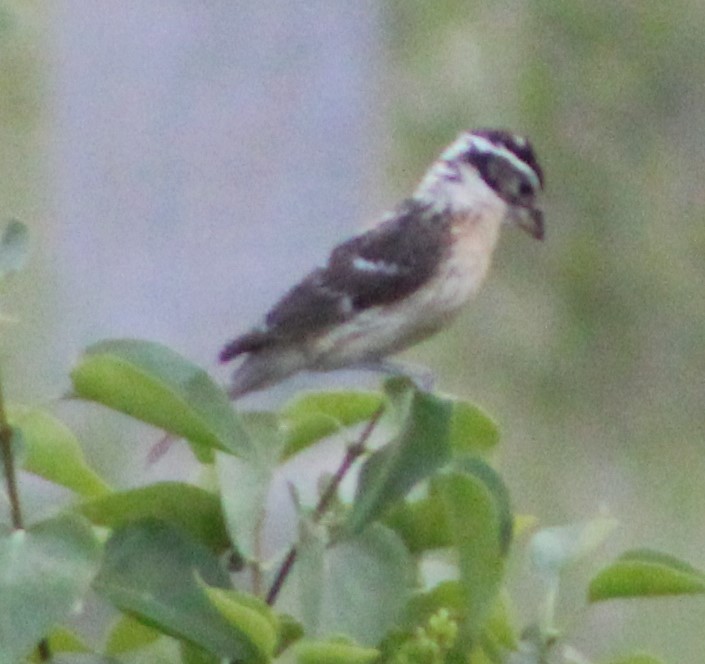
[220,129,544,399]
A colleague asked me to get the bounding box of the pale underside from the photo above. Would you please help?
[228,181,508,398]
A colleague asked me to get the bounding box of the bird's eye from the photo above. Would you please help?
[519,180,534,197]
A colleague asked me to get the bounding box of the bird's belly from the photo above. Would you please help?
[309,250,489,369]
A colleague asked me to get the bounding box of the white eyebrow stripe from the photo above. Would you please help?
[466,134,541,191]
[352,256,402,275]
[439,135,474,162]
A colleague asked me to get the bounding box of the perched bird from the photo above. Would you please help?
[221,129,544,398]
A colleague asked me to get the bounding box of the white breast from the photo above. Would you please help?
[309,203,506,369]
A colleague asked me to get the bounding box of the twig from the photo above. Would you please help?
[0,401,21,530]
[0,377,52,661]
[265,403,385,606]
[265,547,298,606]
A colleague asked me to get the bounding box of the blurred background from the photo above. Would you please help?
[1,1,704,661]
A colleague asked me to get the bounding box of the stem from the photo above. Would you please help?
[0,377,52,661]
[265,403,385,606]
[265,547,297,606]
[0,384,21,530]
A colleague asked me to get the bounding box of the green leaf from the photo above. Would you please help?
[77,482,230,553]
[449,400,499,456]
[475,592,518,661]
[347,389,453,534]
[200,582,279,660]
[242,411,289,467]
[294,639,380,664]
[531,516,618,578]
[216,453,270,558]
[296,517,328,636]
[0,219,29,278]
[437,461,512,646]
[216,412,286,558]
[105,614,161,654]
[383,489,452,553]
[0,515,102,664]
[380,376,417,425]
[589,548,705,601]
[295,523,413,646]
[453,457,513,554]
[9,405,110,497]
[386,460,514,556]
[92,519,261,661]
[277,613,305,653]
[41,626,91,655]
[70,339,251,458]
[180,642,221,664]
[281,390,384,459]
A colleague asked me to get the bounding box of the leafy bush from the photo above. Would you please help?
[1,223,703,663]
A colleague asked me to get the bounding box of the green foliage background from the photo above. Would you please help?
[2,1,705,661]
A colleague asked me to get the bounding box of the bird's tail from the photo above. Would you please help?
[220,329,270,363]
[227,348,306,399]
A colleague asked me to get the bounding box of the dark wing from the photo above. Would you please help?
[219,269,342,361]
[325,199,450,310]
[220,199,450,361]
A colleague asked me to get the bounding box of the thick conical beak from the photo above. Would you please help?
[510,205,544,240]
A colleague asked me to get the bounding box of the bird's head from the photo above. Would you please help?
[417,129,545,240]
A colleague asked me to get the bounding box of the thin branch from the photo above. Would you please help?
[265,403,385,606]
[0,376,52,661]
[0,383,22,530]
[265,547,298,606]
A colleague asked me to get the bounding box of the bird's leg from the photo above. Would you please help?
[351,359,436,392]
